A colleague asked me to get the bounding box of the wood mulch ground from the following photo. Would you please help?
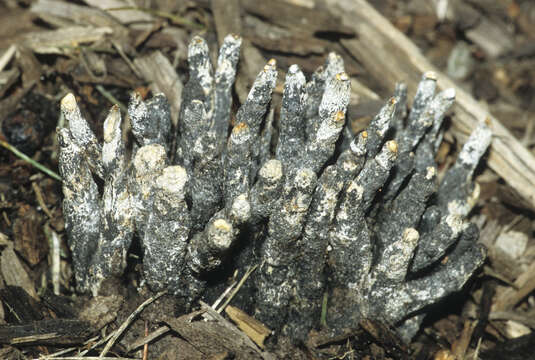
[0,0,534,359]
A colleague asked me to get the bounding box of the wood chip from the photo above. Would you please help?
[30,0,122,28]
[0,286,43,323]
[494,231,528,259]
[78,295,123,330]
[15,45,42,90]
[451,319,477,359]
[466,18,514,58]
[0,45,17,71]
[84,0,154,24]
[0,68,19,98]
[225,305,271,349]
[249,35,327,56]
[32,182,53,219]
[164,307,264,360]
[0,319,93,345]
[22,26,113,55]
[0,233,9,247]
[0,244,37,299]
[241,0,354,36]
[494,261,535,311]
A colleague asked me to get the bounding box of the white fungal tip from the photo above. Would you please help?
[214,218,232,232]
[156,166,188,194]
[386,140,398,154]
[288,64,300,73]
[259,160,283,183]
[336,72,349,81]
[425,166,437,180]
[61,93,77,112]
[295,168,316,190]
[423,71,437,80]
[134,144,167,175]
[103,106,120,144]
[230,194,251,224]
[403,228,419,244]
[443,88,456,99]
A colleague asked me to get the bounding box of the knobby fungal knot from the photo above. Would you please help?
[58,34,490,343]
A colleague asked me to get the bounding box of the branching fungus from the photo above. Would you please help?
[59,34,490,342]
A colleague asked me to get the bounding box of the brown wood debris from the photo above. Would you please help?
[225,305,271,349]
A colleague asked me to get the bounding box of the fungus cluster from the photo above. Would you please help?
[58,34,490,342]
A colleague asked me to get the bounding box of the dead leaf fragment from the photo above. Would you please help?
[13,205,47,266]
[0,244,37,299]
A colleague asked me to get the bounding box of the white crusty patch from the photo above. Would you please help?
[458,123,492,166]
[156,166,188,195]
[259,159,283,183]
[134,144,167,177]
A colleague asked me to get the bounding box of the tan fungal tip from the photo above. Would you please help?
[424,71,437,80]
[334,111,345,123]
[327,52,340,60]
[133,144,167,174]
[61,93,77,112]
[387,140,398,154]
[103,105,120,143]
[443,88,456,99]
[267,58,277,67]
[425,166,437,180]
[288,64,300,73]
[389,97,398,105]
[214,218,232,232]
[131,91,142,100]
[157,166,188,194]
[259,160,283,182]
[361,131,368,139]
[403,228,419,243]
[336,72,349,81]
[233,122,249,133]
[484,117,491,126]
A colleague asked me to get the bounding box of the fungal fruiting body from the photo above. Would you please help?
[59,34,490,343]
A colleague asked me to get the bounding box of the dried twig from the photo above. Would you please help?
[105,6,204,29]
[32,182,53,218]
[0,44,16,71]
[216,265,258,313]
[99,290,166,358]
[126,325,170,353]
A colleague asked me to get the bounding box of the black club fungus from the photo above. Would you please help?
[58,34,490,343]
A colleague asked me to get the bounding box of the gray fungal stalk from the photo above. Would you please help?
[59,34,490,343]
